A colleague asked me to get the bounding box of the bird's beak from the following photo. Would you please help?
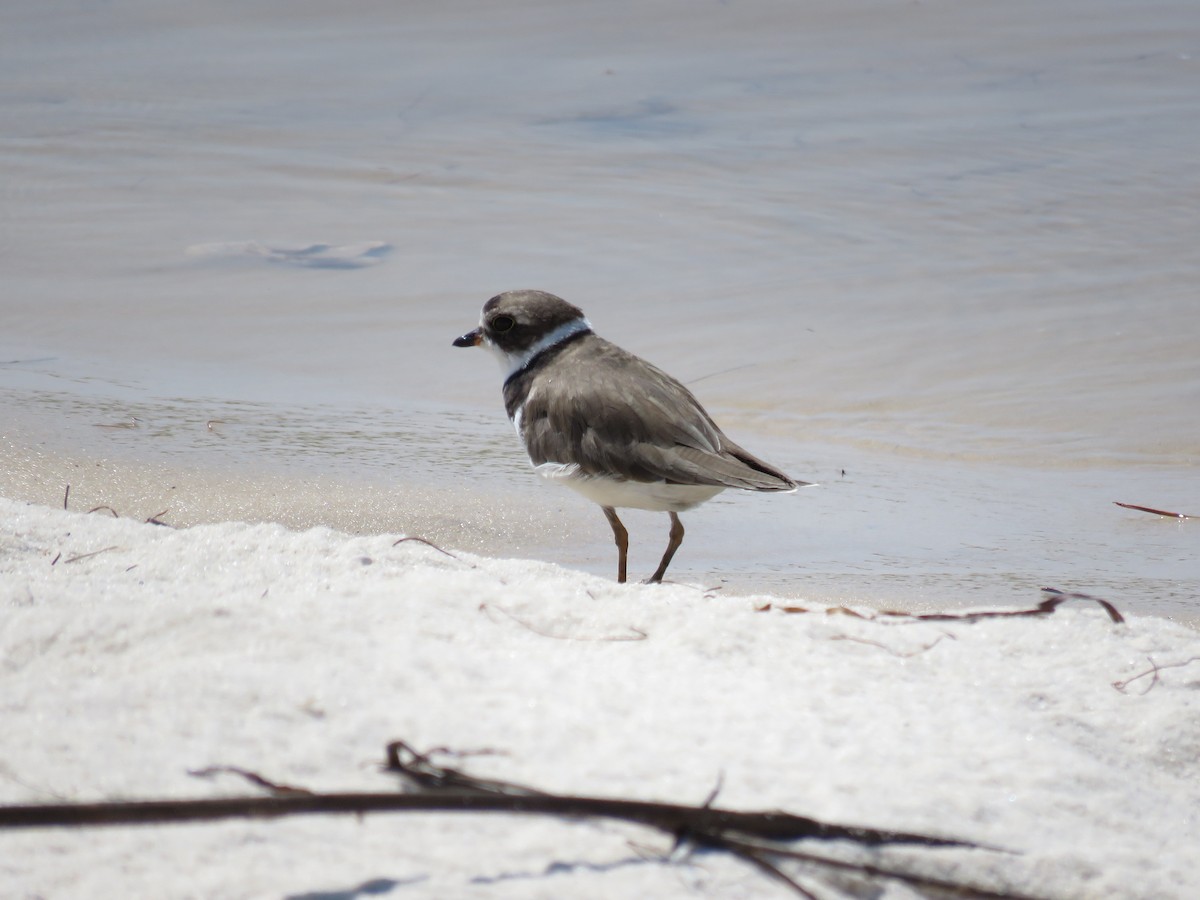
[452,328,482,348]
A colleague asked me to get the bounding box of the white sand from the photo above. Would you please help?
[2,496,1197,898]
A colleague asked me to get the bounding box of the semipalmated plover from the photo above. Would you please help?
[454,290,806,583]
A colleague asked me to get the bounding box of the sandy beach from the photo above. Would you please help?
[3,496,1199,897]
[3,0,1199,896]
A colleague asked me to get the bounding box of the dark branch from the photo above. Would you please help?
[0,741,1019,898]
[0,790,983,845]
[1114,501,1194,520]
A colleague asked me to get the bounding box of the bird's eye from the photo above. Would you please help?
[491,315,516,333]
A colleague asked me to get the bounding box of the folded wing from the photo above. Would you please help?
[513,336,804,492]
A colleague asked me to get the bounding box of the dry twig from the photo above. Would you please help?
[884,588,1124,625]
[760,588,1124,626]
[828,633,949,657]
[61,546,119,565]
[188,766,313,797]
[393,536,475,567]
[480,604,647,642]
[1114,501,1194,520]
[0,739,1032,898]
[1113,656,1200,695]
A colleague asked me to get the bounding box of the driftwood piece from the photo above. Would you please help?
[0,740,1034,898]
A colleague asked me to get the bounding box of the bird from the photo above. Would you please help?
[453,290,807,583]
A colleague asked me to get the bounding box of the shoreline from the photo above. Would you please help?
[3,423,1198,625]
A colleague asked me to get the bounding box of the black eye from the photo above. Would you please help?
[491,315,516,333]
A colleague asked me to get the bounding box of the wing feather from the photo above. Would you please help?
[507,335,801,491]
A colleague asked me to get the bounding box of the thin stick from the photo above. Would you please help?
[769,589,1124,626]
[393,536,474,567]
[481,604,647,642]
[1114,501,1193,520]
[0,790,982,846]
[898,589,1124,625]
[61,546,119,565]
[713,832,1038,900]
[188,766,313,797]
[1113,656,1200,695]
[829,634,947,657]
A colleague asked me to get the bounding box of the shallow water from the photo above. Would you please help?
[2,0,1197,619]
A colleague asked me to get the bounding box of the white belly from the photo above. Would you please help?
[533,462,724,512]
